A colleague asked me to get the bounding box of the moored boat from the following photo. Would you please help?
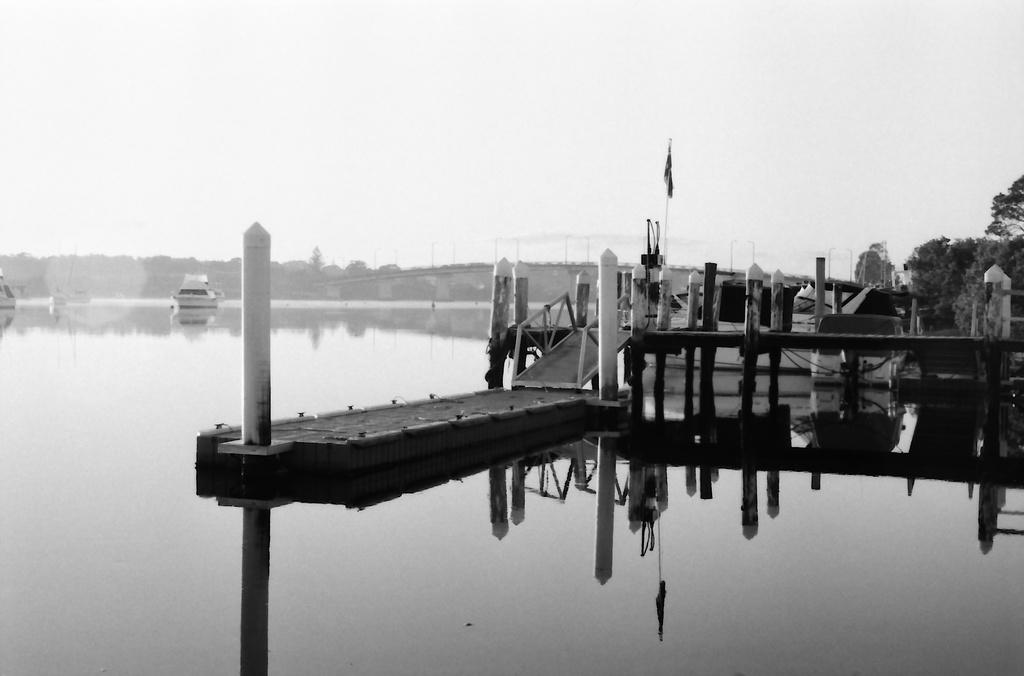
[173,274,220,309]
[0,268,16,309]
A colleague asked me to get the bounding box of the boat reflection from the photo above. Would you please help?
[199,375,1024,674]
[172,306,220,327]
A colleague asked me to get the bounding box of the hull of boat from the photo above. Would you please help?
[173,295,219,309]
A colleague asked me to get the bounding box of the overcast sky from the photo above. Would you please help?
[2,1,1023,277]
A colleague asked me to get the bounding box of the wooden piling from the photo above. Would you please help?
[654,269,673,424]
[575,270,591,327]
[815,256,826,330]
[598,250,618,402]
[243,223,272,446]
[698,263,719,449]
[630,263,648,424]
[513,262,530,376]
[768,270,785,410]
[687,270,702,330]
[701,263,717,331]
[911,298,920,336]
[513,261,530,325]
[486,258,514,389]
[741,263,764,415]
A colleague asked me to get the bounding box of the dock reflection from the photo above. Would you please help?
[200,372,1024,673]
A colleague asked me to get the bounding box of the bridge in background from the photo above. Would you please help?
[325,260,729,300]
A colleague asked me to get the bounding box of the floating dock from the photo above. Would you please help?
[197,388,627,475]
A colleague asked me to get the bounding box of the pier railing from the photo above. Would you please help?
[511,292,578,378]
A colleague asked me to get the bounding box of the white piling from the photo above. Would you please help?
[243,223,272,446]
[598,250,618,401]
[985,265,1006,340]
[657,268,673,331]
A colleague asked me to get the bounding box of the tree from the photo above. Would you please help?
[345,260,369,275]
[907,236,983,330]
[854,242,887,285]
[985,174,1024,238]
[308,246,324,273]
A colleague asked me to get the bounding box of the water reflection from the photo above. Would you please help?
[3,301,490,341]
[202,379,1024,671]
[191,322,1024,673]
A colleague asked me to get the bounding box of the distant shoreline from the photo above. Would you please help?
[11,298,492,311]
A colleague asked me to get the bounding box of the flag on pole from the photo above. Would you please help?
[664,145,674,198]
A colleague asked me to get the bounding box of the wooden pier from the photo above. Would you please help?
[196,231,1024,513]
[197,388,627,475]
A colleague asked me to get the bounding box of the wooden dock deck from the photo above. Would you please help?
[197,388,627,475]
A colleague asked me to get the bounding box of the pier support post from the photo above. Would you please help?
[243,223,272,446]
[486,258,514,389]
[630,263,649,424]
[576,270,591,327]
[768,270,785,410]
[701,263,718,332]
[699,262,719,447]
[686,270,702,330]
[513,261,530,325]
[911,298,920,336]
[684,270,701,423]
[815,257,826,330]
[654,269,673,424]
[598,250,619,402]
[984,265,1006,455]
[513,262,530,376]
[742,263,764,415]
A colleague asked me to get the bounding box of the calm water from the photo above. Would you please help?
[2,301,1023,676]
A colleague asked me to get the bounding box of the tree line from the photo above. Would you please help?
[907,173,1024,333]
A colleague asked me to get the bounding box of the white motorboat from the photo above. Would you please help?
[172,274,220,309]
[0,268,16,309]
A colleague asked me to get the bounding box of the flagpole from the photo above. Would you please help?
[664,139,672,267]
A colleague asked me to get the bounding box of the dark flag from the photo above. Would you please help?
[664,146,673,198]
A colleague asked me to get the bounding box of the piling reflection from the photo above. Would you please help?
[200,358,1024,672]
[240,507,270,676]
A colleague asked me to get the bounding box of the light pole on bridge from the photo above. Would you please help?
[730,240,755,271]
